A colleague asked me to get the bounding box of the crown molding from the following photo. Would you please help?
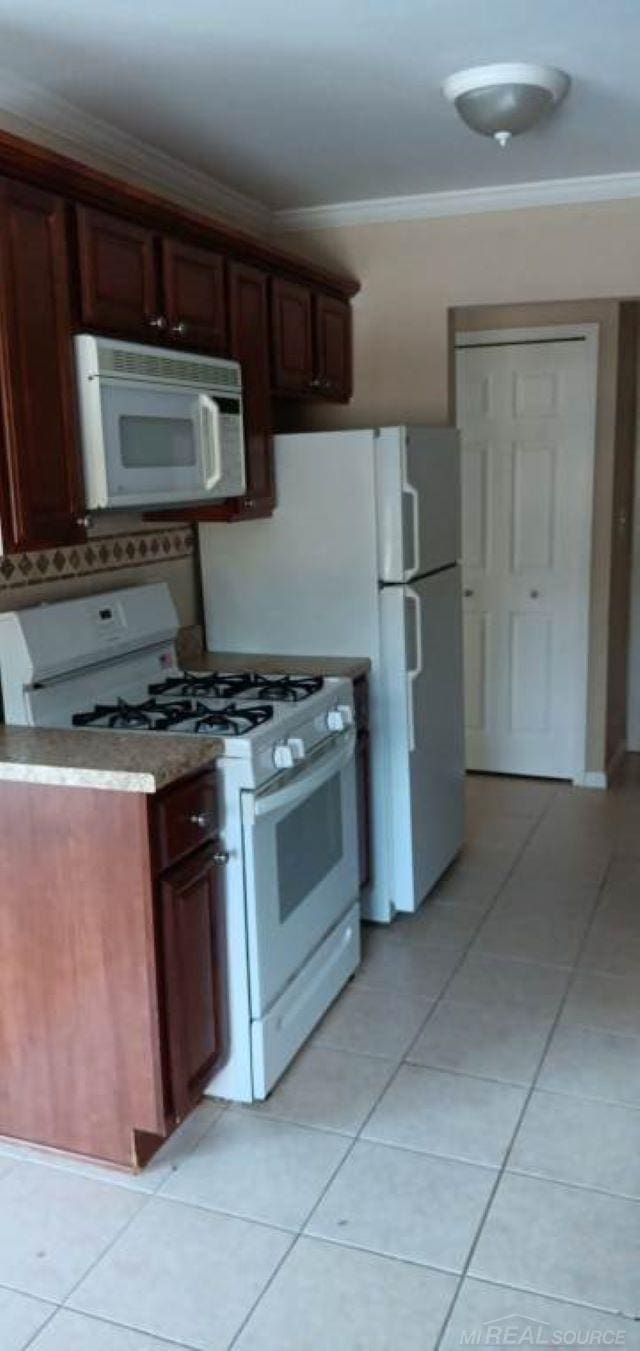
[274,169,640,232]
[0,68,273,235]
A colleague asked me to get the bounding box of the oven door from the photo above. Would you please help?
[241,728,359,1017]
[95,380,244,507]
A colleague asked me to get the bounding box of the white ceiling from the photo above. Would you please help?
[0,0,639,214]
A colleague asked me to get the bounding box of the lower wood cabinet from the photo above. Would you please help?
[0,767,226,1169]
[159,844,226,1122]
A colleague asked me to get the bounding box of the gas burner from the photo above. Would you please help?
[251,675,324,703]
[193,702,274,736]
[72,698,157,730]
[149,671,255,700]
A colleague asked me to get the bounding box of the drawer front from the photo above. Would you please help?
[155,771,219,872]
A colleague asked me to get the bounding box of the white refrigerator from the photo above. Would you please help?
[199,426,464,924]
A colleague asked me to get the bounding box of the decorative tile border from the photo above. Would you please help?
[0,527,195,591]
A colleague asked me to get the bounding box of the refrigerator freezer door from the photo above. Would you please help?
[376,427,461,583]
[379,565,464,912]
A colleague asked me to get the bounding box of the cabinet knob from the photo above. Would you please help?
[244,498,255,509]
[309,377,322,389]
[189,812,217,831]
[76,514,91,529]
[530,589,540,599]
[171,322,188,336]
[464,587,474,598]
[149,315,167,331]
[212,849,230,865]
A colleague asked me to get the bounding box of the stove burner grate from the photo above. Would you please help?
[148,669,324,704]
[72,698,158,730]
[193,702,274,736]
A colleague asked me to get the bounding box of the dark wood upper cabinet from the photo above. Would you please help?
[316,292,353,401]
[159,844,225,1122]
[229,261,274,517]
[0,179,85,552]
[76,205,159,338]
[271,277,314,394]
[162,238,228,353]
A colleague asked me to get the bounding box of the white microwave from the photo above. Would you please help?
[74,335,246,509]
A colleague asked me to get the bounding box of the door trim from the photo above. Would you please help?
[455,324,599,785]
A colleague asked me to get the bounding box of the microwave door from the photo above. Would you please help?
[96,381,204,508]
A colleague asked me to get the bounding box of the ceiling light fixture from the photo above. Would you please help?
[442,62,570,148]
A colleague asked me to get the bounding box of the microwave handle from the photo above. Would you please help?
[198,395,222,490]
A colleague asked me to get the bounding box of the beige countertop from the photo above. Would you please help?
[0,726,222,794]
[188,650,371,680]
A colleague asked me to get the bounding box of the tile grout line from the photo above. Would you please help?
[433,829,616,1349]
[227,788,561,1349]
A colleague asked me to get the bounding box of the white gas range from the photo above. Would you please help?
[0,582,361,1101]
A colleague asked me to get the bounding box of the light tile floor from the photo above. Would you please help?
[2,768,640,1349]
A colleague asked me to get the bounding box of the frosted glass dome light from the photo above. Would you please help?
[442,63,570,147]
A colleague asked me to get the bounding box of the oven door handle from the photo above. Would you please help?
[245,729,356,823]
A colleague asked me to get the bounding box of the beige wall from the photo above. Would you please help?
[278,198,640,431]
[279,200,640,775]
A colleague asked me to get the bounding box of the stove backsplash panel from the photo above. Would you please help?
[0,524,199,633]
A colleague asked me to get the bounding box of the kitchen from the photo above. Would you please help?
[0,5,640,1348]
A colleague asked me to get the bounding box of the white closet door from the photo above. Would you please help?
[456,338,594,779]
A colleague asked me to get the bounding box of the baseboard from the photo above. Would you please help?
[574,770,608,789]
[573,740,627,790]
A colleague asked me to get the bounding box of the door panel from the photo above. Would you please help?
[76,205,158,337]
[462,443,490,571]
[0,180,85,551]
[511,441,557,572]
[162,238,228,353]
[159,846,225,1121]
[228,261,274,516]
[509,611,552,733]
[315,293,352,400]
[270,278,313,394]
[457,339,594,779]
[463,611,489,732]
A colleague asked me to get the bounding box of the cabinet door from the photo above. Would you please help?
[315,292,353,401]
[0,179,85,552]
[159,845,226,1122]
[162,238,228,353]
[271,277,314,394]
[229,262,274,517]
[76,205,159,337]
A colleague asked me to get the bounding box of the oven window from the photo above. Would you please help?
[277,774,343,922]
[120,416,196,468]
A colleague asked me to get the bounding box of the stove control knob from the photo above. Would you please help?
[273,741,295,769]
[326,708,345,732]
[337,703,355,728]
[288,736,306,762]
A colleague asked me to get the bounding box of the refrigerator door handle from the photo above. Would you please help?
[403,479,420,581]
[405,585,423,752]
